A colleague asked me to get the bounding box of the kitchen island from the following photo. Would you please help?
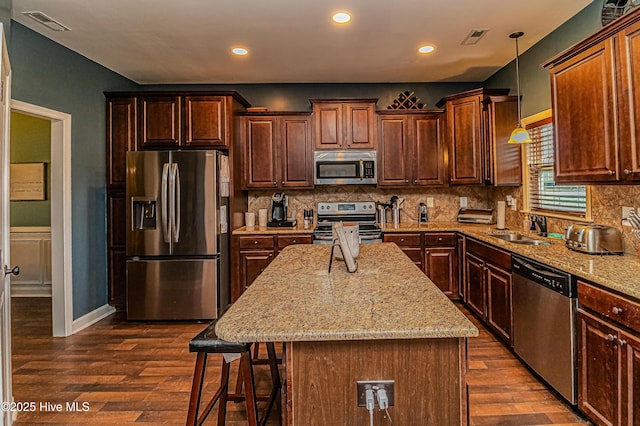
[215,243,478,425]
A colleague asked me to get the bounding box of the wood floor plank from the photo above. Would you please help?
[10,298,588,425]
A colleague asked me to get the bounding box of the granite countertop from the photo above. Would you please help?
[233,225,314,235]
[232,221,640,301]
[215,243,479,342]
[383,222,640,301]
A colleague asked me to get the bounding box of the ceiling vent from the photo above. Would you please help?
[461,28,489,45]
[23,11,71,32]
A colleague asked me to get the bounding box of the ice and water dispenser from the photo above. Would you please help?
[132,198,157,230]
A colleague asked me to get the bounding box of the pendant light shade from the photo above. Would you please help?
[508,31,531,144]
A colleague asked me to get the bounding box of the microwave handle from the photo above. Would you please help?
[359,159,364,181]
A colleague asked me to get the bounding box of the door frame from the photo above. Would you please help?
[11,100,73,337]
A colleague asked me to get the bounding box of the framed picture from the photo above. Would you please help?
[10,163,46,201]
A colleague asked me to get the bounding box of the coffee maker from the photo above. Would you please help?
[267,192,296,227]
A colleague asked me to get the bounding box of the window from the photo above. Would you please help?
[524,113,589,219]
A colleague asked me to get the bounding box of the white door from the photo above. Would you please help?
[0,23,13,426]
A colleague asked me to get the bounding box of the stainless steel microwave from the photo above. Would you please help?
[314,150,377,185]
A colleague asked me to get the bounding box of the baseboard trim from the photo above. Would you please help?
[71,304,116,334]
[11,285,52,298]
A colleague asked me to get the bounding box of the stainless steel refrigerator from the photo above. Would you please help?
[125,150,230,320]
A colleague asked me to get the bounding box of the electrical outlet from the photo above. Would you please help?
[460,197,468,208]
[426,197,434,208]
[623,206,634,226]
[356,380,395,407]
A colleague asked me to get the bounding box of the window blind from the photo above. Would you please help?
[526,118,587,217]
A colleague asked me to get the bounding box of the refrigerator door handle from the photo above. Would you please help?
[172,163,181,243]
[161,163,170,243]
[169,163,176,243]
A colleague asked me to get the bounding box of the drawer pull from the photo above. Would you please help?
[438,237,443,242]
[292,240,297,244]
[612,307,623,315]
[254,240,259,245]
[607,334,617,343]
[426,250,430,255]
[400,238,405,242]
[268,253,273,258]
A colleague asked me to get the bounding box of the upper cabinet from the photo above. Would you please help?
[311,99,377,150]
[107,96,137,186]
[241,113,313,189]
[544,9,640,183]
[377,111,446,187]
[436,88,521,186]
[138,93,250,150]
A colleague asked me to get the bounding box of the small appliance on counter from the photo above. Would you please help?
[456,208,496,224]
[565,224,624,255]
[267,192,297,227]
[419,203,429,224]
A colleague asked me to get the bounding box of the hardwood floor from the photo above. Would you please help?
[10,298,588,425]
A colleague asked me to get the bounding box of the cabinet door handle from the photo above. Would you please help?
[405,179,409,183]
[426,250,430,255]
[438,237,443,242]
[608,170,615,176]
[624,169,633,175]
[268,253,273,258]
[273,182,277,186]
[400,238,405,242]
[413,180,417,184]
[607,334,617,343]
[618,339,627,347]
[254,240,259,245]
[292,240,297,244]
[612,306,623,315]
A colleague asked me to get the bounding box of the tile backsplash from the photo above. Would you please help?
[247,183,640,255]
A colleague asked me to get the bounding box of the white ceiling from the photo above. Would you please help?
[11,0,594,84]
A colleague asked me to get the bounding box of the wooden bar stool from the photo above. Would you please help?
[186,321,281,426]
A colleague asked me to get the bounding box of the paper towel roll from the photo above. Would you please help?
[496,201,506,230]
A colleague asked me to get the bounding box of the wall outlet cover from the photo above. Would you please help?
[623,206,634,226]
[426,197,434,208]
[460,197,468,208]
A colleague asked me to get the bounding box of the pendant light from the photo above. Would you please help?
[508,31,532,144]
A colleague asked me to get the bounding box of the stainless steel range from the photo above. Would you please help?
[312,201,382,244]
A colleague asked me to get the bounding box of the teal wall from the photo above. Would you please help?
[484,2,603,117]
[9,21,138,319]
[10,111,51,226]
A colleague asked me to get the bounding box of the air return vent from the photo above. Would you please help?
[23,11,71,32]
[461,28,488,45]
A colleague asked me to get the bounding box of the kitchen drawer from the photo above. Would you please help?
[384,233,421,247]
[239,236,275,249]
[424,232,456,247]
[578,280,640,331]
[277,235,313,249]
[466,238,510,270]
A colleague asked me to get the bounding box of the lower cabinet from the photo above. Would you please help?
[424,233,458,299]
[383,231,459,300]
[464,238,513,345]
[232,234,312,301]
[577,280,640,426]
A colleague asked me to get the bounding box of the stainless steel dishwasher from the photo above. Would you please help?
[512,254,577,405]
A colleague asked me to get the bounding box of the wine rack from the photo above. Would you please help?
[387,91,424,110]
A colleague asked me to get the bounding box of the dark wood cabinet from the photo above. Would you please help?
[232,234,312,301]
[107,97,137,186]
[545,8,640,183]
[378,111,445,187]
[577,279,640,425]
[183,95,227,147]
[436,88,520,186]
[241,113,313,190]
[464,238,512,345]
[424,233,458,299]
[139,95,181,149]
[312,99,377,150]
[106,96,137,307]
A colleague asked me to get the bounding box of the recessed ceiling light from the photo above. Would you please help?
[418,45,435,54]
[332,12,351,24]
[232,47,249,56]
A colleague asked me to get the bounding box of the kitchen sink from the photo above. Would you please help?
[488,232,550,246]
